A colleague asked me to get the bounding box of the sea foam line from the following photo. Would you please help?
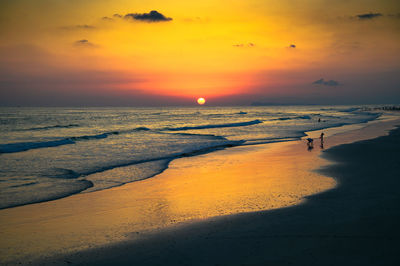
[0,132,117,154]
[163,119,262,131]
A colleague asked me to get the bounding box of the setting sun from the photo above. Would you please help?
[197,97,206,105]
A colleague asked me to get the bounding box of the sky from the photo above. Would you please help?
[0,0,399,106]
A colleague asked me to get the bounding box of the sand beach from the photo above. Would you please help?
[0,118,399,265]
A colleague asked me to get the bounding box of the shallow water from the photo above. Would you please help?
[0,106,381,208]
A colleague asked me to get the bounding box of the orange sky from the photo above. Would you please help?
[0,0,399,105]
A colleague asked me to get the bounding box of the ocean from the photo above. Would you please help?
[0,106,382,209]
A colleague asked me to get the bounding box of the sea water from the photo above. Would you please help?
[0,106,381,209]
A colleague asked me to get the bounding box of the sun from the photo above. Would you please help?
[197,97,206,105]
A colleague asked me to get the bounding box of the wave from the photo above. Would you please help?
[1,119,262,154]
[276,115,312,121]
[163,119,262,131]
[134,127,150,131]
[149,112,166,115]
[0,127,151,154]
[1,110,380,155]
[0,179,93,210]
[339,107,360,113]
[0,132,116,154]
[46,139,244,180]
[0,139,76,153]
[10,182,38,188]
[165,132,228,140]
[22,124,80,131]
[320,107,360,113]
[43,168,81,179]
[69,132,119,141]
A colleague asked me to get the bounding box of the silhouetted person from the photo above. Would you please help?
[307,138,314,151]
[318,118,321,122]
[320,132,325,149]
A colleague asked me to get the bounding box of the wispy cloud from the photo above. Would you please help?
[356,12,383,20]
[388,13,400,19]
[312,78,340,86]
[60,24,96,30]
[101,16,113,21]
[101,14,123,21]
[74,39,96,47]
[233,43,255,48]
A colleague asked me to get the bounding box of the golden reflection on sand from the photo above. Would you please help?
[0,140,335,262]
[1,118,398,263]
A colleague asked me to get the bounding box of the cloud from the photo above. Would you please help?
[289,44,296,48]
[124,10,172,22]
[388,13,400,19]
[312,78,340,86]
[74,39,95,47]
[356,13,383,20]
[75,25,96,29]
[101,14,123,21]
[60,24,96,30]
[233,43,255,48]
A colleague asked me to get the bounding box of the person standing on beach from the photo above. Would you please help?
[320,132,325,148]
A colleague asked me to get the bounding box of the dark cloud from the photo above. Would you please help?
[102,16,113,21]
[60,24,96,30]
[357,13,383,20]
[233,43,255,48]
[74,39,95,47]
[124,10,172,22]
[312,78,340,86]
[289,44,296,48]
[113,14,123,18]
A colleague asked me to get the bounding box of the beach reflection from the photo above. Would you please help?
[0,141,335,262]
[152,142,334,224]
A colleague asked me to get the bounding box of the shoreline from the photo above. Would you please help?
[0,112,385,210]
[1,117,399,265]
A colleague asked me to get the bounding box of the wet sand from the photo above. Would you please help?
[1,118,399,265]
